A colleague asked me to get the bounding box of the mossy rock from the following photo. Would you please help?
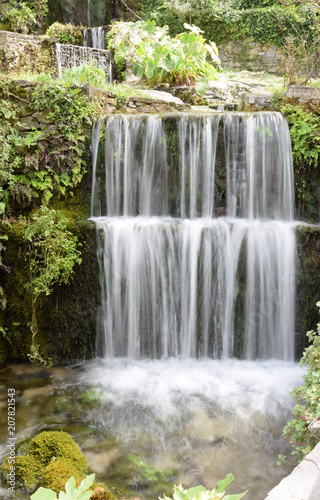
[1,431,87,492]
[91,483,117,500]
[28,431,87,472]
[42,458,85,493]
[1,455,41,490]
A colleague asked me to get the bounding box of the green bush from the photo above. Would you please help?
[280,303,320,462]
[231,0,279,8]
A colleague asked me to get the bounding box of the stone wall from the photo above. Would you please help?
[0,31,56,73]
[218,38,284,74]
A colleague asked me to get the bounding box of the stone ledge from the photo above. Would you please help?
[264,443,320,500]
[285,85,320,103]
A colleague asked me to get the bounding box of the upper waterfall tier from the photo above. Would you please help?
[91,112,294,220]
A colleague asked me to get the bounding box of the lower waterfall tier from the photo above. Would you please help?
[93,216,296,361]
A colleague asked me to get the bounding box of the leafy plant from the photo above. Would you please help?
[61,66,106,88]
[160,474,247,500]
[19,207,82,365]
[280,302,320,463]
[112,20,220,88]
[45,23,83,45]
[31,474,95,500]
[0,0,48,34]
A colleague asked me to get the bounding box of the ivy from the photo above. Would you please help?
[18,206,82,365]
[281,103,320,169]
[0,80,98,216]
[138,0,320,47]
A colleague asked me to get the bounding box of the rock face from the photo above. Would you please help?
[285,85,320,103]
[47,0,109,28]
[218,38,284,74]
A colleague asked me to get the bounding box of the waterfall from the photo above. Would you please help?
[83,28,88,47]
[92,27,105,50]
[55,43,112,80]
[91,112,296,361]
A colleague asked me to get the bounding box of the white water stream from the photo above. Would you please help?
[91,112,296,361]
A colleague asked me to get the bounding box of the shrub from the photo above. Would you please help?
[0,0,48,34]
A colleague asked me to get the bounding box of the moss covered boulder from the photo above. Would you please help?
[1,430,88,492]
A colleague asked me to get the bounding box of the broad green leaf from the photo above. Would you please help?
[65,475,76,497]
[195,77,209,95]
[114,43,129,63]
[74,492,93,500]
[185,485,207,497]
[215,473,235,494]
[223,492,248,500]
[31,487,57,500]
[145,60,156,80]
[77,474,95,494]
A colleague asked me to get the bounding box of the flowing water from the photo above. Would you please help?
[0,360,304,500]
[0,111,304,499]
[55,43,111,79]
[83,27,105,49]
[91,112,296,361]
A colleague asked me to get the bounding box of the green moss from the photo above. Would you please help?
[28,431,87,471]
[91,484,117,500]
[1,455,41,490]
[42,457,85,492]
[1,431,88,492]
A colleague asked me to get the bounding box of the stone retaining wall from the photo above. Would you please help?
[218,38,284,74]
[0,30,56,73]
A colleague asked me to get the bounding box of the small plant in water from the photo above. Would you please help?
[160,474,247,500]
[31,473,95,500]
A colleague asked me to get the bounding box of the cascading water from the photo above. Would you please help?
[92,27,105,49]
[55,42,112,80]
[83,27,106,49]
[90,112,296,361]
